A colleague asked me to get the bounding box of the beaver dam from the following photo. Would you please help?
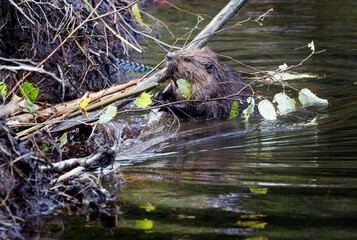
[0,0,339,238]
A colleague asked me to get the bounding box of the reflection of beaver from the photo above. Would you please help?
[155,47,253,119]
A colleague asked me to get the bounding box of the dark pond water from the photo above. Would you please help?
[30,0,357,239]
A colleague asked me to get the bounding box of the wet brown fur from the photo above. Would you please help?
[158,47,252,119]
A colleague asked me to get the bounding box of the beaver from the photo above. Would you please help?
[155,47,252,119]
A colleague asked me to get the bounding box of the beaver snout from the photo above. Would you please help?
[165,52,177,62]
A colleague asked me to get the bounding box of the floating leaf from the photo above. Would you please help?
[270,71,318,81]
[235,221,267,229]
[241,97,255,121]
[176,79,191,99]
[229,100,240,120]
[20,81,39,102]
[308,40,315,52]
[136,218,153,233]
[0,84,7,103]
[98,105,117,124]
[141,205,156,212]
[135,92,153,108]
[79,97,90,109]
[250,188,268,194]
[258,100,276,120]
[298,88,328,106]
[273,92,296,114]
[278,63,288,71]
[132,3,152,31]
[289,117,318,128]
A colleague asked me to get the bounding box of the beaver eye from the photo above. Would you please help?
[205,63,215,73]
[184,58,191,62]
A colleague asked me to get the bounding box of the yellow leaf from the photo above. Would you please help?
[136,218,153,232]
[249,188,268,194]
[132,4,152,32]
[80,97,90,109]
[236,221,267,229]
[240,214,267,219]
[141,205,156,212]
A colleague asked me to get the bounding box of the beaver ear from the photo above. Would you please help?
[205,63,215,73]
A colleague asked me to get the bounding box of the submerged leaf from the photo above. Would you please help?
[176,79,191,99]
[132,3,152,31]
[229,100,240,120]
[273,93,296,114]
[98,105,117,124]
[298,88,328,106]
[241,97,255,121]
[258,100,277,120]
[135,92,153,108]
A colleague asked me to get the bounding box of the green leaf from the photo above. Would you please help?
[23,100,35,113]
[134,92,153,108]
[241,97,255,121]
[59,134,68,148]
[0,84,7,103]
[258,99,277,120]
[176,79,191,99]
[41,144,49,154]
[298,88,328,106]
[20,81,39,102]
[229,100,240,120]
[272,93,296,114]
[98,105,117,124]
[132,3,152,32]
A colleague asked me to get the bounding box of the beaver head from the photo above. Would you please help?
[165,47,226,87]
[159,47,251,118]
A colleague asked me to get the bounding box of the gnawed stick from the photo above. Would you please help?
[134,0,247,87]
[6,79,140,127]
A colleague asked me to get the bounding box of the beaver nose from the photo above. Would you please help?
[166,52,174,61]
